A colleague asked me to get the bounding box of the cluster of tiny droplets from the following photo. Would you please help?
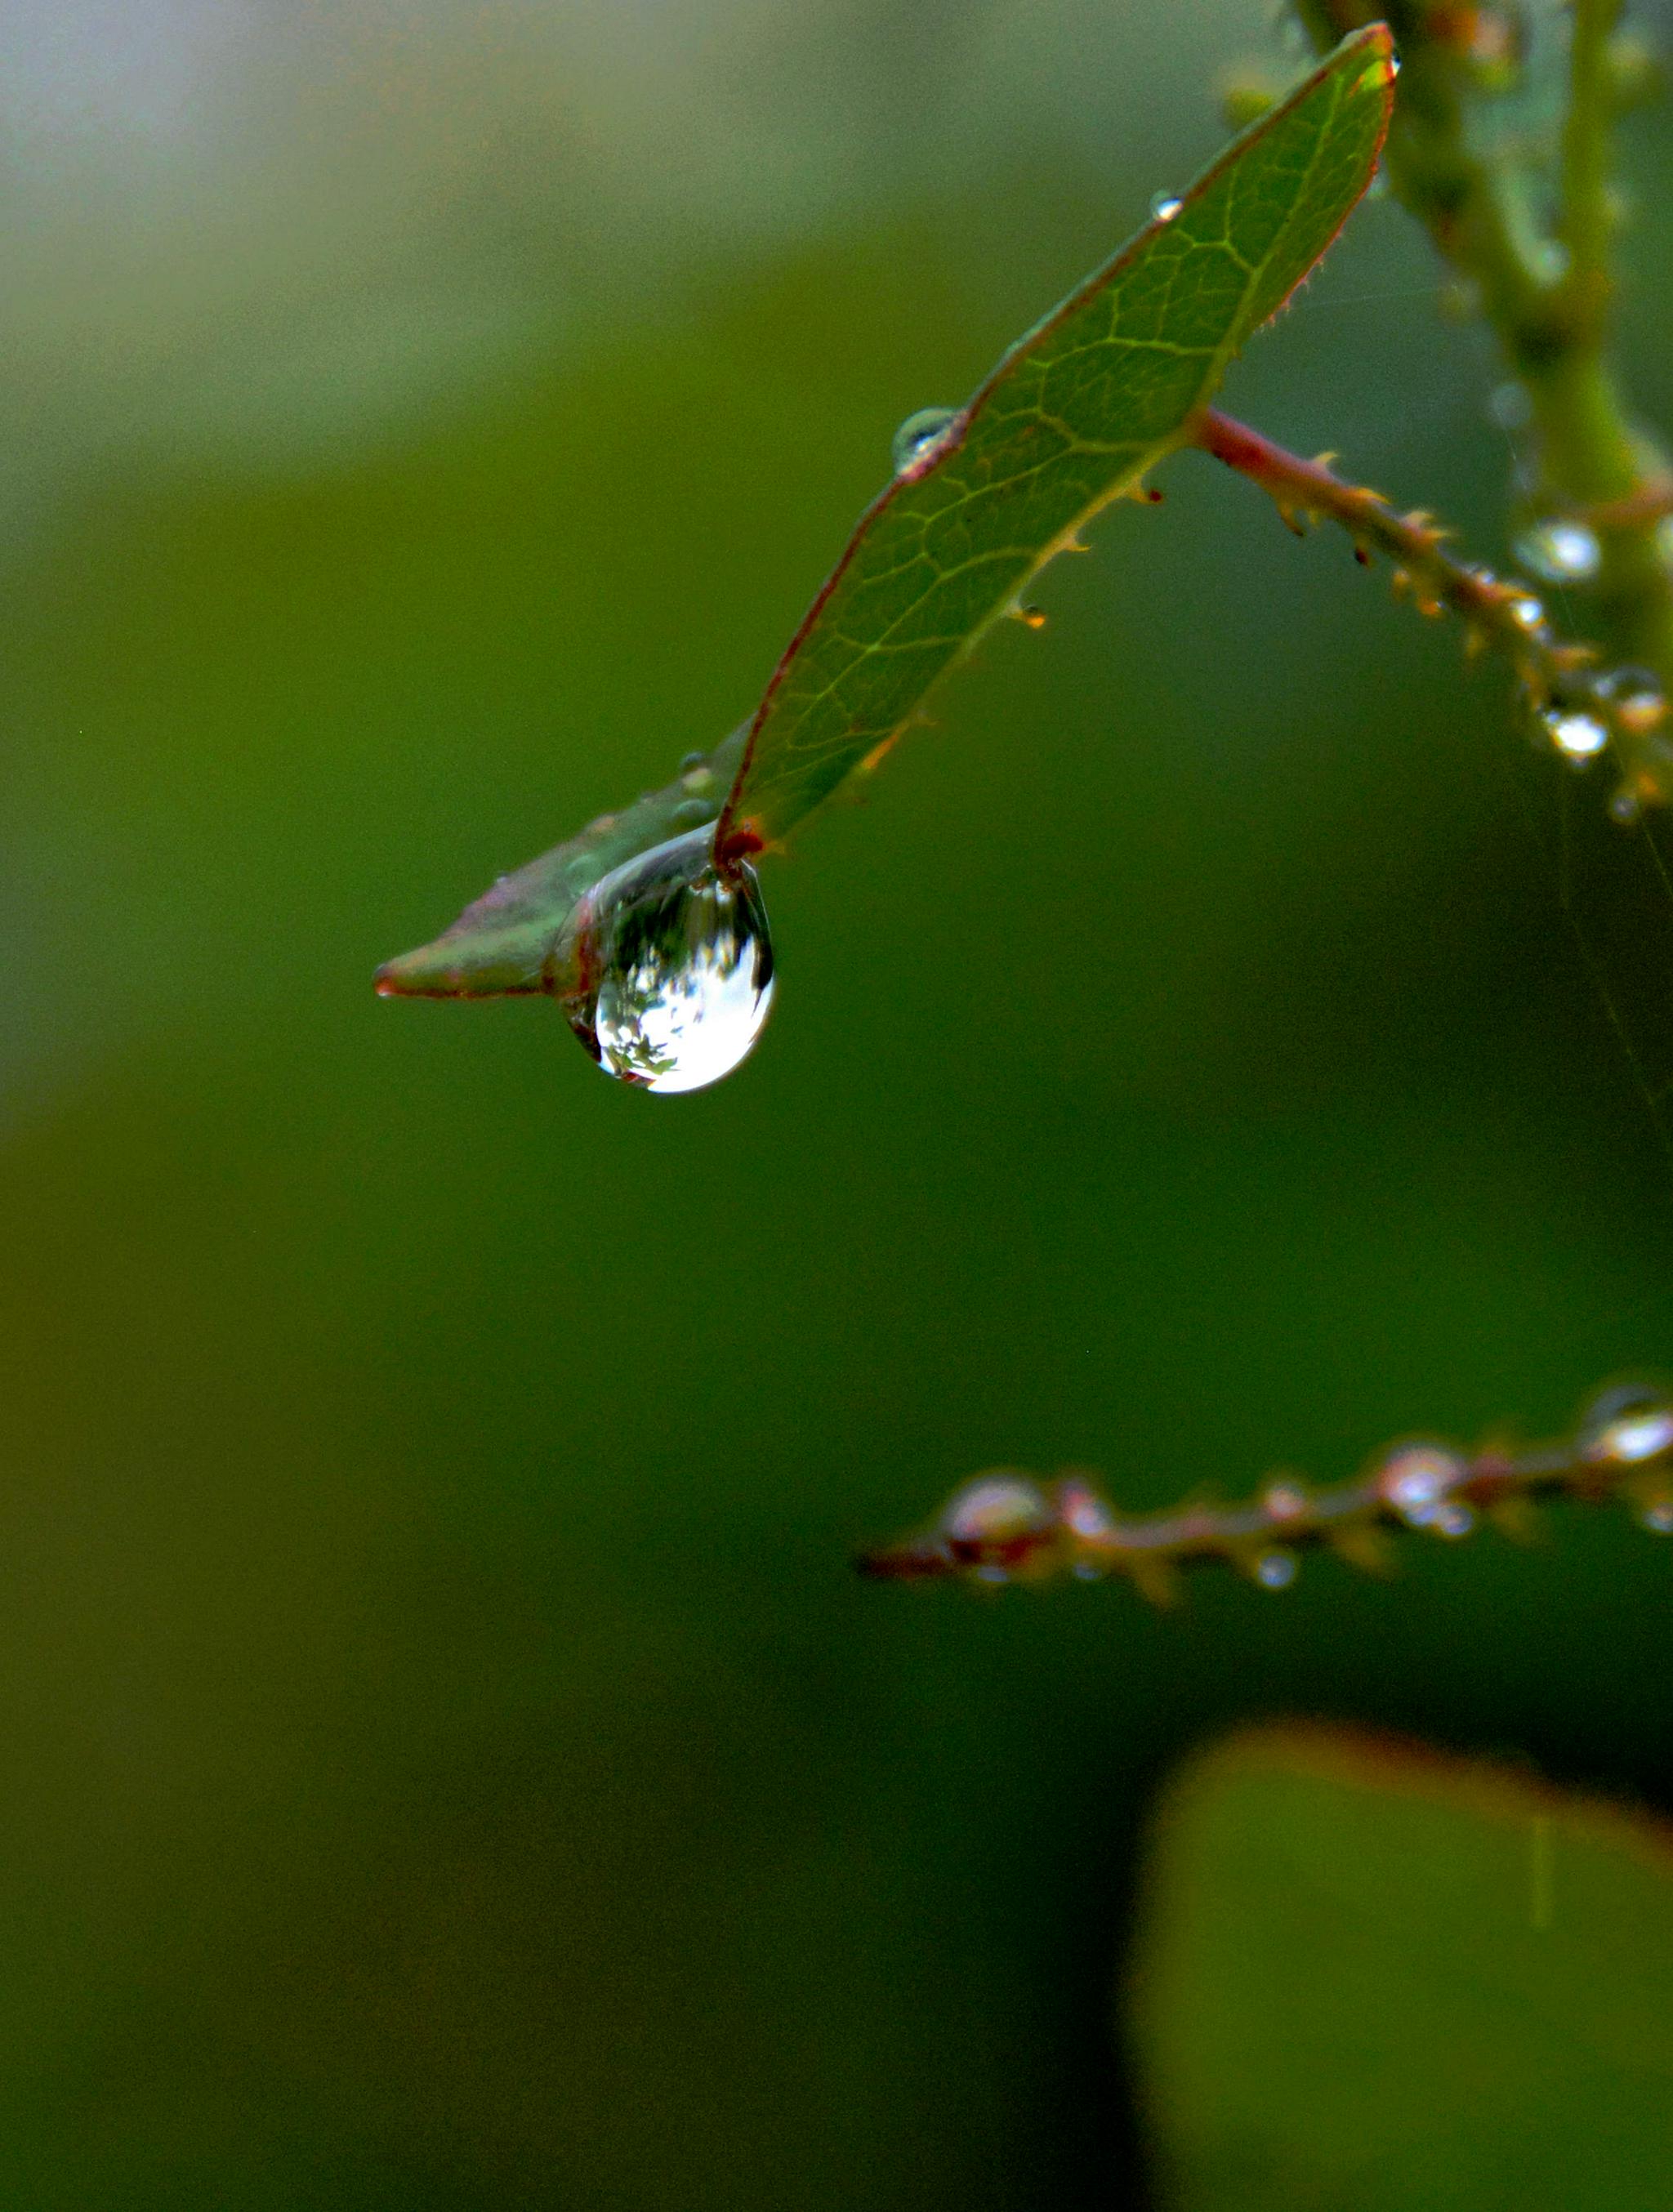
[1454,562,1670,803]
[874,1381,1673,1589]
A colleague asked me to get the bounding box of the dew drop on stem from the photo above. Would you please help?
[1542,708,1608,764]
[1578,1383,1673,1465]
[1515,518,1601,584]
[941,1474,1053,1548]
[564,826,774,1094]
[1376,1443,1466,1527]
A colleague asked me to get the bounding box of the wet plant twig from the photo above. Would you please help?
[1290,2,1673,785]
[859,1380,1673,1600]
[1189,404,1669,809]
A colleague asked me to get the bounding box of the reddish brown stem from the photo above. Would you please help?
[1189,407,1668,805]
[859,1380,1673,1603]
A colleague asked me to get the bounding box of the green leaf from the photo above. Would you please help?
[716,25,1394,852]
[1127,1724,1673,2212]
[377,26,1393,1000]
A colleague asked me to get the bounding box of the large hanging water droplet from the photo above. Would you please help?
[891,406,960,475]
[565,826,774,1093]
[1515,517,1601,583]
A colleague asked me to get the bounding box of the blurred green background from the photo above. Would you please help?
[4,2,1673,2204]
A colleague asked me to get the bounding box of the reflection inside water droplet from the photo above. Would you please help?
[1516,518,1601,583]
[891,406,960,475]
[1149,192,1183,221]
[566,826,774,1094]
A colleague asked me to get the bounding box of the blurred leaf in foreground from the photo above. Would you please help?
[1128,1724,1673,2212]
[377,26,1394,1016]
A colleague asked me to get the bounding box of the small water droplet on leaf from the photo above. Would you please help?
[1149,192,1183,221]
[567,827,774,1094]
[1254,1549,1297,1589]
[1639,1498,1673,1534]
[891,406,960,475]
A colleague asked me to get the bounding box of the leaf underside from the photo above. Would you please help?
[1129,1726,1673,2212]
[377,26,1393,1000]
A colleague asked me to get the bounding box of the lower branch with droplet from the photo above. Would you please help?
[1189,406,1669,817]
[858,1379,1673,1601]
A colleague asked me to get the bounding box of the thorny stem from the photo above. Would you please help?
[1292,2,1673,792]
[858,1380,1673,1600]
[1190,404,1668,804]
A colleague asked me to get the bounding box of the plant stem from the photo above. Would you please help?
[858,1381,1673,1597]
[1189,406,1668,799]
[1561,0,1622,330]
[1292,2,1673,787]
